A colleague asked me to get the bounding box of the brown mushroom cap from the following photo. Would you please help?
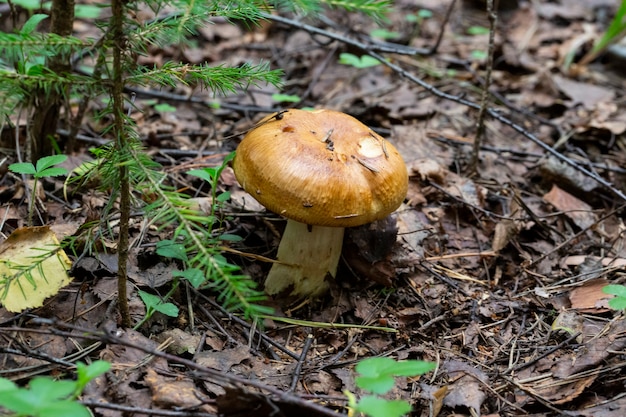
[233,109,408,227]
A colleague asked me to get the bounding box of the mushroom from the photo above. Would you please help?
[233,109,408,299]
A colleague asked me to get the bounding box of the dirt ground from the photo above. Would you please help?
[1,0,626,416]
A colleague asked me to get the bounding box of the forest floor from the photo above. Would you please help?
[1,0,626,416]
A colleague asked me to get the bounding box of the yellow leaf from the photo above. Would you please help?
[0,226,72,312]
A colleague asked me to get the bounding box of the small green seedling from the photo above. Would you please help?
[603,284,626,311]
[133,153,241,329]
[470,50,488,61]
[187,151,235,225]
[339,53,381,69]
[138,290,179,319]
[9,155,68,225]
[406,9,433,23]
[153,103,177,113]
[370,28,400,40]
[0,360,110,417]
[346,357,436,417]
[271,93,301,103]
[405,9,433,39]
[579,0,626,65]
[467,26,490,36]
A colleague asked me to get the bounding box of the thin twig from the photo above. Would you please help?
[469,0,497,175]
[289,333,314,392]
[80,401,216,417]
[33,318,342,417]
[427,0,457,55]
[508,332,581,373]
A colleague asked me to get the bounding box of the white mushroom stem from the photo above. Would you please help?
[264,220,344,298]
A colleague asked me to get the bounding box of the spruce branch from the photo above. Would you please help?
[126,62,282,93]
[134,153,271,319]
[323,0,391,22]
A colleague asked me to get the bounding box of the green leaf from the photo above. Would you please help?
[21,13,49,35]
[29,378,76,402]
[39,400,91,417]
[471,50,488,60]
[74,4,102,19]
[370,28,400,40]
[418,9,433,18]
[216,191,231,202]
[355,375,395,394]
[36,155,67,172]
[154,301,179,317]
[10,0,42,11]
[0,389,37,414]
[156,240,188,262]
[339,53,381,69]
[609,297,626,310]
[0,377,17,391]
[356,357,396,377]
[219,234,243,242]
[604,284,626,310]
[138,290,179,317]
[591,0,626,56]
[0,378,78,415]
[154,103,177,112]
[187,168,216,183]
[354,396,411,417]
[223,151,236,165]
[36,167,68,178]
[355,358,435,394]
[603,284,626,298]
[9,162,37,175]
[173,268,205,288]
[386,360,437,377]
[271,93,301,103]
[467,26,490,35]
[76,361,110,389]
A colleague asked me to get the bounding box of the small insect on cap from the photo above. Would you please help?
[233,109,408,227]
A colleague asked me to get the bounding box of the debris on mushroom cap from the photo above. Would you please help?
[233,109,408,227]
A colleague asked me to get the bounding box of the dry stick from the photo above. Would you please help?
[469,0,497,175]
[80,401,214,417]
[264,14,626,204]
[501,375,580,417]
[289,333,314,392]
[34,318,341,417]
[508,331,581,373]
[428,0,457,55]
[194,290,299,360]
[526,204,626,268]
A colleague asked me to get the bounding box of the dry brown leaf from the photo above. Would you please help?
[411,158,447,184]
[195,345,251,371]
[562,255,626,268]
[145,368,214,412]
[569,278,612,312]
[543,184,597,230]
[492,197,523,253]
[443,360,487,415]
[552,74,614,110]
